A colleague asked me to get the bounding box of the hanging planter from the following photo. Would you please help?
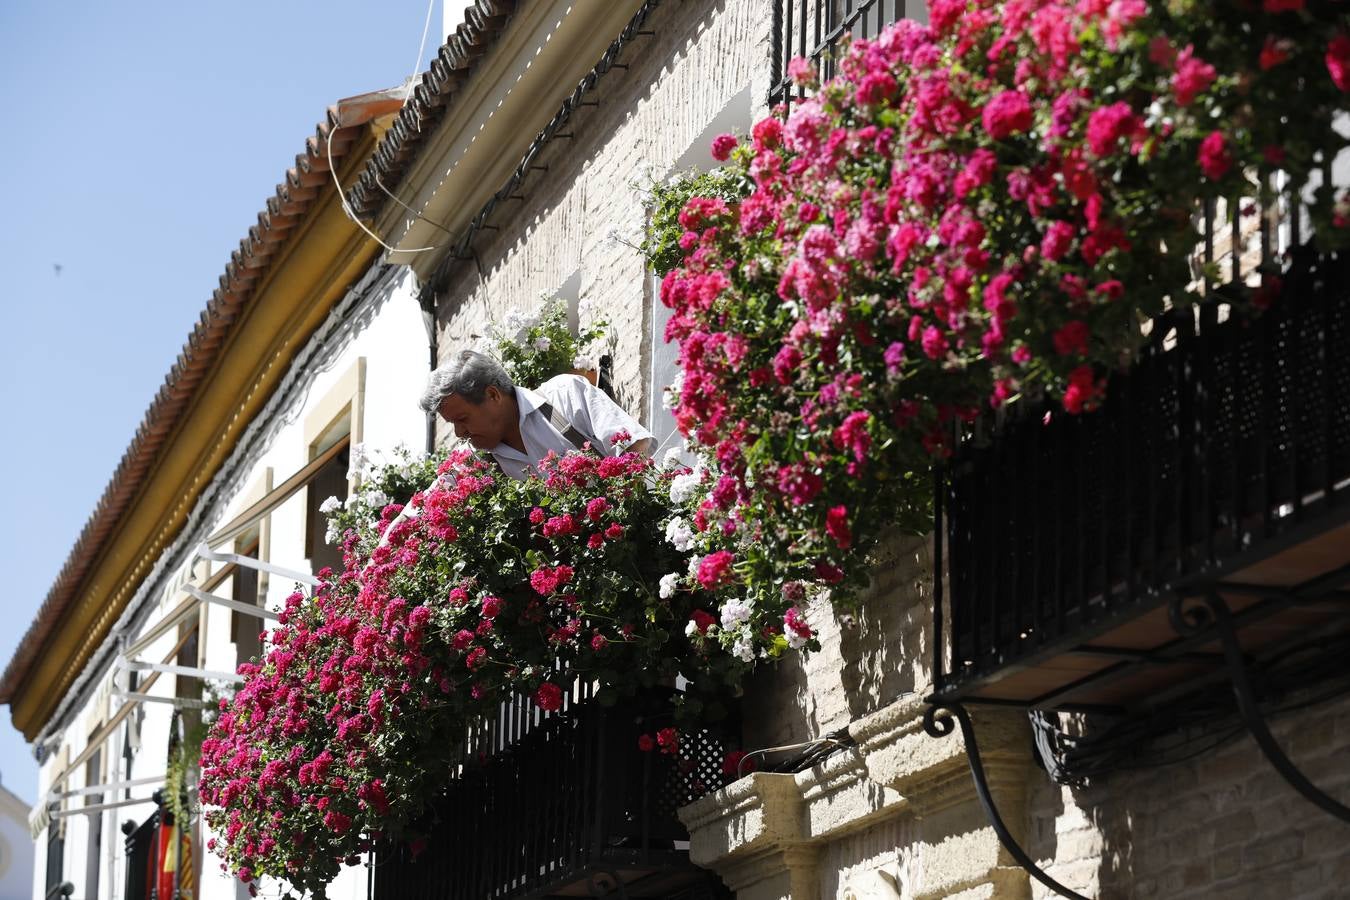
[199,448,755,897]
[644,0,1350,623]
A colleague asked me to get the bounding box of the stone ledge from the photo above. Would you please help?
[679,696,1036,900]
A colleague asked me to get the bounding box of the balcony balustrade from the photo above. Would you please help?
[933,244,1350,714]
[373,686,732,900]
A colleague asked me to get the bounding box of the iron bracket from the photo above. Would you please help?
[1170,592,1350,824]
[923,702,1091,900]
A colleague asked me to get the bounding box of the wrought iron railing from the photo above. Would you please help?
[769,0,917,106]
[121,809,158,900]
[932,245,1350,708]
[373,690,731,900]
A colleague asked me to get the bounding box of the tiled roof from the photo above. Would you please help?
[346,0,520,220]
[0,88,404,706]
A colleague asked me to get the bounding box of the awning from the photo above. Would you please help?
[40,441,345,801]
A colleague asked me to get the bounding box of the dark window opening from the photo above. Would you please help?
[305,445,350,578]
[84,742,102,898]
[44,819,65,899]
[230,537,263,669]
[175,623,202,740]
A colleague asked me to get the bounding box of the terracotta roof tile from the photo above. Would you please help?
[346,0,520,220]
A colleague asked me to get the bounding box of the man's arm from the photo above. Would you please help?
[558,374,654,456]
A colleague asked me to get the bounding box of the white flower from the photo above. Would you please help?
[572,353,598,371]
[533,336,552,352]
[731,635,755,663]
[504,310,528,334]
[687,555,702,578]
[324,524,339,545]
[365,489,390,510]
[659,572,680,599]
[664,517,695,552]
[786,629,810,651]
[319,495,343,515]
[661,371,685,411]
[578,296,604,327]
[346,443,370,480]
[685,620,699,637]
[669,468,703,504]
[719,598,754,629]
[661,448,684,470]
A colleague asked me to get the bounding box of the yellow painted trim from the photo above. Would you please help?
[8,127,387,741]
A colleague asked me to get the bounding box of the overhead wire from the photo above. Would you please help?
[325,0,451,256]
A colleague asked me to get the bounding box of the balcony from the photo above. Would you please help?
[769,0,921,106]
[932,245,1350,716]
[373,687,732,900]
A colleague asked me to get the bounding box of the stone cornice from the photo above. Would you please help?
[680,698,1036,900]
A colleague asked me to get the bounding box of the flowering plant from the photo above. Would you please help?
[199,447,755,896]
[649,0,1350,611]
[320,443,440,547]
[487,297,608,388]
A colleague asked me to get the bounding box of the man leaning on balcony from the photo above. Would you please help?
[419,350,653,479]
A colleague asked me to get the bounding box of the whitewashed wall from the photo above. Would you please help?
[28,266,428,900]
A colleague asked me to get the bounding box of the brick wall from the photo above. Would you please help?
[1026,692,1350,900]
[740,533,935,751]
[430,0,773,445]
[415,2,1350,897]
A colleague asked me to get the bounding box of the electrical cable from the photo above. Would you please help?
[407,0,437,100]
[327,109,450,256]
[323,0,453,257]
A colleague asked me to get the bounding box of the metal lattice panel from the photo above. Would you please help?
[938,249,1350,706]
[373,693,731,900]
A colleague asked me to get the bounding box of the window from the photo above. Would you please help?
[175,620,202,742]
[230,536,264,668]
[302,359,364,577]
[648,87,753,464]
[305,443,351,577]
[44,819,64,899]
[84,740,103,899]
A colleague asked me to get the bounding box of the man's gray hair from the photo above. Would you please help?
[419,350,515,413]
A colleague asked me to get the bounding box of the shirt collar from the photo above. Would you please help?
[514,385,546,419]
[489,386,548,461]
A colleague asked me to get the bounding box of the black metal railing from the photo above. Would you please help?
[122,810,158,900]
[769,0,918,106]
[374,690,731,900]
[933,245,1350,705]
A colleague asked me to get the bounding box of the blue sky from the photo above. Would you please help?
[0,0,442,805]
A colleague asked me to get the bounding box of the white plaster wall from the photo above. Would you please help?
[26,268,428,900]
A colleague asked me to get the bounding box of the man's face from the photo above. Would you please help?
[438,389,508,449]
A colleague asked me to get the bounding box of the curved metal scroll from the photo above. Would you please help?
[1170,593,1350,825]
[924,703,1092,900]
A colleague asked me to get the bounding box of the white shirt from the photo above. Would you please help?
[489,374,654,480]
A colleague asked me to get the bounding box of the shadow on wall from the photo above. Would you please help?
[1024,691,1350,899]
[432,0,738,430]
[740,533,933,752]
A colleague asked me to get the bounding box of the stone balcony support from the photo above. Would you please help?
[679,696,1038,899]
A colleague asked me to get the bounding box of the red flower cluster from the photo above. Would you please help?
[200,448,735,893]
[649,0,1349,612]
